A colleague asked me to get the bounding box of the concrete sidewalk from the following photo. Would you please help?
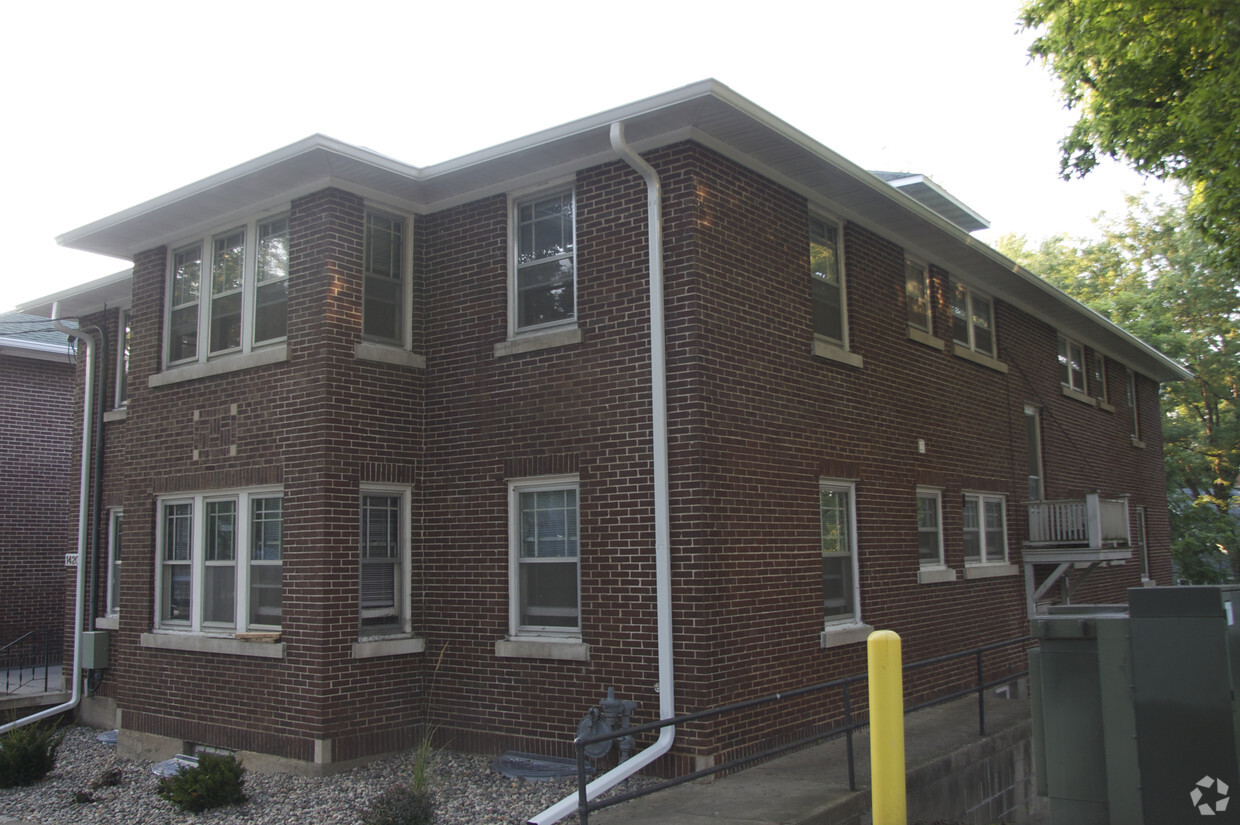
[583,693,1048,825]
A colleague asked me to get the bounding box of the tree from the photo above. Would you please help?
[1000,194,1240,579]
[1021,0,1240,247]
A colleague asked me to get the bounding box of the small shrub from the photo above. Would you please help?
[0,720,65,788]
[360,785,435,825]
[72,790,96,804]
[156,753,247,813]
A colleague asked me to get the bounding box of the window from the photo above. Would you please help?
[1093,353,1109,404]
[115,309,130,407]
[513,190,576,333]
[916,489,944,567]
[155,489,283,632]
[362,210,406,344]
[950,280,995,357]
[106,510,123,616]
[809,215,846,345]
[963,494,1007,565]
[510,477,580,636]
[1025,405,1044,501]
[360,487,411,635]
[1135,506,1149,580]
[820,481,859,624]
[905,258,931,332]
[165,215,289,366]
[1127,369,1142,443]
[1058,335,1086,393]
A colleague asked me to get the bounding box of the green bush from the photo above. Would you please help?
[360,785,435,825]
[156,753,247,813]
[0,720,65,788]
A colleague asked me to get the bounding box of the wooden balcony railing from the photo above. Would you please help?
[1026,493,1130,550]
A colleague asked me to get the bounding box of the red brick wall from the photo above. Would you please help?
[0,351,73,645]
[73,140,1174,770]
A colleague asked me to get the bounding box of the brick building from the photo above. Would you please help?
[23,81,1186,791]
[0,313,73,653]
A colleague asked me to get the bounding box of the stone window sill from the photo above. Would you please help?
[352,636,425,659]
[907,326,946,351]
[819,622,874,649]
[494,327,583,358]
[963,562,1019,580]
[103,408,128,423]
[917,566,959,584]
[811,338,864,369]
[140,631,285,659]
[495,637,590,661]
[95,616,119,630]
[1061,385,1097,406]
[952,344,1008,374]
[150,345,288,388]
[355,341,426,369]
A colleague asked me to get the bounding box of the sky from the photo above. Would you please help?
[0,0,1172,313]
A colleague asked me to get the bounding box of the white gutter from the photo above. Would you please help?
[0,303,93,733]
[528,121,674,825]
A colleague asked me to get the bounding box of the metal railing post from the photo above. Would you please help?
[976,650,986,736]
[576,738,590,825]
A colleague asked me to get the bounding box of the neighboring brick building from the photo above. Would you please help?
[0,313,72,652]
[24,81,1186,785]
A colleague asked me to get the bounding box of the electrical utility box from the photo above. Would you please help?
[1030,587,1240,825]
[1128,585,1240,824]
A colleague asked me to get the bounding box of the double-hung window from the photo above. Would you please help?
[165,215,290,367]
[916,489,944,568]
[114,309,130,407]
[820,481,859,625]
[1093,354,1109,405]
[809,215,846,346]
[359,487,411,636]
[1128,369,1142,443]
[510,477,580,636]
[950,280,995,357]
[106,510,123,616]
[362,210,407,345]
[513,190,576,333]
[1058,335,1086,393]
[962,493,1007,565]
[905,258,931,332]
[156,489,283,632]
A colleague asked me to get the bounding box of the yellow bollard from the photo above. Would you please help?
[868,629,907,825]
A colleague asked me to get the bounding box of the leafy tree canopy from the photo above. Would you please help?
[1021,1,1240,246]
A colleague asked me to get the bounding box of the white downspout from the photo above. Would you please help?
[0,303,94,733]
[528,121,674,825]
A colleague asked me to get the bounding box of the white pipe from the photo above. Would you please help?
[0,303,94,733]
[529,121,674,825]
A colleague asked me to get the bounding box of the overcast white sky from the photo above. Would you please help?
[0,0,1169,312]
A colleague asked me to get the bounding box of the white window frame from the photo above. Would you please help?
[1135,505,1150,581]
[962,493,1008,566]
[950,279,996,358]
[508,475,581,639]
[1093,352,1110,405]
[809,212,848,348]
[1128,369,1143,444]
[1058,335,1087,393]
[154,487,283,634]
[509,187,577,337]
[905,257,932,333]
[114,308,130,408]
[820,480,861,627]
[361,208,411,348]
[916,488,944,568]
[163,212,291,369]
[1025,404,1045,501]
[106,509,123,616]
[359,485,412,639]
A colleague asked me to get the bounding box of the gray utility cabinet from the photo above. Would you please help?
[1030,586,1240,825]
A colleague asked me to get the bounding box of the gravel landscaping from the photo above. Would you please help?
[0,725,629,824]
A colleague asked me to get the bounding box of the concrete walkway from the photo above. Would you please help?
[583,693,1048,825]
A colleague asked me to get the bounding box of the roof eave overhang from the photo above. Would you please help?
[18,268,134,319]
[55,79,1190,383]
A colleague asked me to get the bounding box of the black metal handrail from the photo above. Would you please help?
[1,628,62,696]
[570,634,1033,824]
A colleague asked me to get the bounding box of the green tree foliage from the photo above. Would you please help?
[1021,1,1240,247]
[1000,195,1240,579]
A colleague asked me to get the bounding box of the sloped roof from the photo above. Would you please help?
[47,79,1189,383]
[0,311,72,361]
